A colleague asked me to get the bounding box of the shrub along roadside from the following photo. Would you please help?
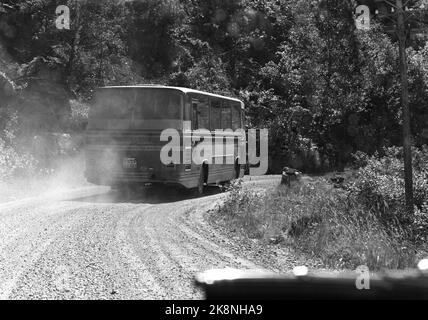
[0,100,89,183]
[349,146,428,245]
[212,147,428,270]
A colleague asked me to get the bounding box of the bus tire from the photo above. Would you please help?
[196,164,207,196]
[234,160,241,179]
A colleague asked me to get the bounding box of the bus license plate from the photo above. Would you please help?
[123,158,137,169]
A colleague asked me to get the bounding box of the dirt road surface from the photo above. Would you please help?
[0,176,282,300]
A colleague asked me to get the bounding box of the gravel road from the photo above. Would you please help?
[0,176,285,300]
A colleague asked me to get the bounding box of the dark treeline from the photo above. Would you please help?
[0,0,427,175]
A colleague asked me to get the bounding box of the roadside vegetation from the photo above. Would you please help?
[212,146,428,271]
[1,1,427,270]
[0,99,88,200]
[0,102,87,182]
[1,0,428,181]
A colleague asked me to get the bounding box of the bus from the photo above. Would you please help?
[84,85,246,194]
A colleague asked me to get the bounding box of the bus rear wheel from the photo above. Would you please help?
[234,161,241,179]
[195,165,207,196]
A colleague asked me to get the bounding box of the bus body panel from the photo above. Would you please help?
[84,86,245,189]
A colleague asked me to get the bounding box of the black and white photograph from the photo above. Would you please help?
[0,0,428,308]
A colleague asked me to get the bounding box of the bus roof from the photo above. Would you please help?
[99,85,244,108]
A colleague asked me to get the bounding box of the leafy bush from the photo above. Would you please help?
[0,108,37,181]
[217,179,267,239]
[66,99,90,132]
[213,151,428,270]
[350,147,428,213]
[0,137,37,181]
[0,106,81,181]
[348,146,428,244]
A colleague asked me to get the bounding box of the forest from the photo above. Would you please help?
[0,0,427,177]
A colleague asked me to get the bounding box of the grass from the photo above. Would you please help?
[212,177,423,271]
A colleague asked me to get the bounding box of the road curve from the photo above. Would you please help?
[0,176,280,300]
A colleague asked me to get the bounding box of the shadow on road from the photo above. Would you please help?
[68,185,223,204]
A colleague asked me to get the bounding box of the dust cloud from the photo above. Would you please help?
[0,152,91,204]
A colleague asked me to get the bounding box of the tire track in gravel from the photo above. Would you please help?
[8,204,161,300]
[1,176,283,300]
[0,202,94,299]
[124,195,266,300]
[174,202,261,269]
[127,206,194,299]
[113,207,168,300]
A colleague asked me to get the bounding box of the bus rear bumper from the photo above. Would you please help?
[84,170,195,189]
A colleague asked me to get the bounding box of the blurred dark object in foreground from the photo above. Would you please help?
[330,174,345,188]
[281,167,301,187]
[195,264,428,300]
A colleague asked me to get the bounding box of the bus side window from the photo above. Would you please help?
[232,103,241,130]
[197,99,210,130]
[192,98,210,130]
[221,102,232,129]
[192,101,199,130]
[211,99,222,130]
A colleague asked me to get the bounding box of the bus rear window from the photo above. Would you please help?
[90,88,183,120]
[90,89,135,119]
[134,89,182,119]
